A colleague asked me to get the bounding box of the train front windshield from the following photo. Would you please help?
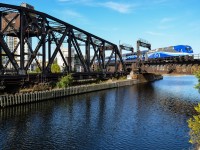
[186,46,193,53]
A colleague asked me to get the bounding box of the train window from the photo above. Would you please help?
[186,47,191,50]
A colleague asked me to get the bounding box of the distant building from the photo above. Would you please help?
[56,46,75,72]
[4,3,34,70]
[5,36,32,69]
[74,54,83,72]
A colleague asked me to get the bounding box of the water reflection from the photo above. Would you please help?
[0,75,199,149]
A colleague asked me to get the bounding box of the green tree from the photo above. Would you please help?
[57,74,73,88]
[51,63,61,73]
[35,67,41,73]
[188,69,200,147]
[188,104,200,145]
[194,69,200,90]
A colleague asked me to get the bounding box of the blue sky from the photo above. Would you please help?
[1,0,200,53]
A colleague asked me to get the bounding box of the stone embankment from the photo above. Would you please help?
[0,73,162,107]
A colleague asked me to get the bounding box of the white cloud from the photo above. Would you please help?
[57,0,134,13]
[153,0,169,4]
[99,1,133,13]
[58,0,71,2]
[157,17,175,30]
[58,0,93,4]
[160,17,174,23]
[145,31,165,36]
[158,25,173,30]
[53,9,89,25]
[62,10,82,18]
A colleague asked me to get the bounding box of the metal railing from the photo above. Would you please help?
[193,54,200,60]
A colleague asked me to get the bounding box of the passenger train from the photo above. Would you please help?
[147,45,193,59]
[104,45,193,62]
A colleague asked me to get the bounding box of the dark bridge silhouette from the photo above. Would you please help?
[0,3,127,89]
[0,3,127,74]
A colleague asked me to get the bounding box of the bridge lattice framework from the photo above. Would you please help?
[0,3,126,77]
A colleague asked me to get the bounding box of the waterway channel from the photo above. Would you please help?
[0,75,199,150]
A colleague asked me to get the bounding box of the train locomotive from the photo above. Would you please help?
[103,45,193,64]
[122,45,193,62]
[147,45,193,59]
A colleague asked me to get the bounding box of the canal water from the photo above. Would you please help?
[0,75,199,150]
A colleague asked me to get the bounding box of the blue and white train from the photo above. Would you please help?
[147,45,193,59]
[103,45,193,63]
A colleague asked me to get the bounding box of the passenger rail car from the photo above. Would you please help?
[99,45,194,64]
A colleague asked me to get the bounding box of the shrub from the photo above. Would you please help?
[57,74,73,88]
[188,103,200,145]
[35,67,41,73]
[194,69,200,89]
[51,63,61,73]
[188,68,200,145]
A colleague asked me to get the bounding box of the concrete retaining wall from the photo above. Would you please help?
[0,75,162,107]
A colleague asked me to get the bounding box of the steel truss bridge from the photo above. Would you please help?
[0,3,127,90]
[0,3,198,92]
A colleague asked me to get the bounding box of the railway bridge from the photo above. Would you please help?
[125,54,200,74]
[0,3,199,93]
[0,3,128,92]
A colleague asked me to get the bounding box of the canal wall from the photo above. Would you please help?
[0,73,162,107]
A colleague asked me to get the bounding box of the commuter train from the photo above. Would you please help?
[104,45,194,62]
[147,45,193,59]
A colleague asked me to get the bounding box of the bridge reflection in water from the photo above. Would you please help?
[0,75,198,149]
